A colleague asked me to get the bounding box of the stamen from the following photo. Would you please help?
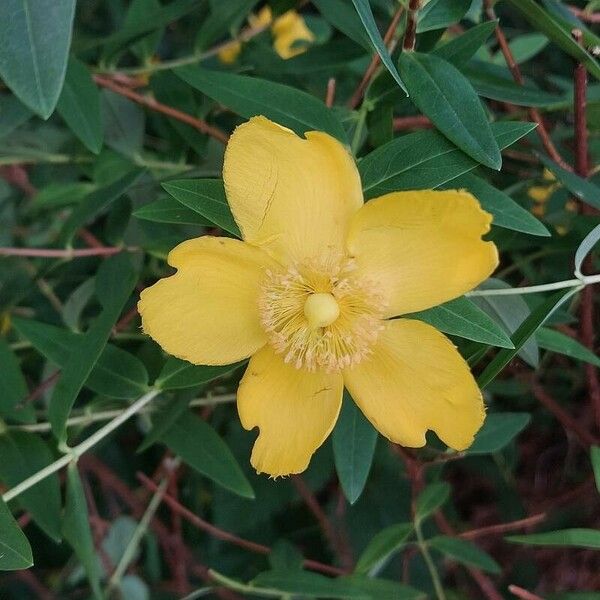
[258,256,386,372]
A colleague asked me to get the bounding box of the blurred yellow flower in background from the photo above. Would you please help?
[139,117,498,477]
[218,6,314,64]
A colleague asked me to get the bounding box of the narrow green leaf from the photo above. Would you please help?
[162,179,239,236]
[433,20,497,67]
[332,394,378,505]
[59,169,143,246]
[477,288,579,389]
[160,411,254,499]
[49,254,137,440]
[507,529,600,549]
[133,197,212,226]
[467,413,531,455]
[360,121,536,198]
[196,0,259,49]
[415,482,450,521]
[252,570,368,599]
[155,356,244,390]
[398,52,501,169]
[350,0,407,95]
[12,317,149,399]
[175,66,347,142]
[537,327,600,368]
[355,523,413,574]
[575,224,600,278]
[428,536,501,574]
[591,446,600,494]
[137,396,190,453]
[0,0,76,117]
[506,0,600,81]
[0,94,33,138]
[445,173,550,237]
[418,0,472,33]
[312,0,371,50]
[491,33,549,65]
[57,57,103,154]
[0,338,33,422]
[539,155,600,212]
[0,432,62,541]
[62,463,102,598]
[339,576,425,600]
[0,497,33,571]
[409,296,515,348]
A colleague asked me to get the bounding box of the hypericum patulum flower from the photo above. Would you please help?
[218,7,314,64]
[139,116,499,477]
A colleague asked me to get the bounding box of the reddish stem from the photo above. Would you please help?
[393,115,433,130]
[508,584,545,600]
[325,78,336,108]
[94,75,229,144]
[459,513,546,540]
[403,0,421,51]
[0,246,125,258]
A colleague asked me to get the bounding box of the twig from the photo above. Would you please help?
[325,78,336,108]
[0,246,126,258]
[483,0,572,171]
[348,4,405,109]
[459,513,546,540]
[137,472,346,577]
[403,0,421,51]
[531,379,599,447]
[291,475,354,570]
[508,584,546,600]
[393,115,432,130]
[568,6,600,24]
[573,29,600,431]
[94,75,229,144]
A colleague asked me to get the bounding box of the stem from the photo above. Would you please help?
[208,570,282,598]
[415,518,446,600]
[0,246,128,258]
[2,390,160,503]
[467,274,600,297]
[9,393,237,433]
[403,0,421,51]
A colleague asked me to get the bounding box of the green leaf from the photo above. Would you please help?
[467,413,531,454]
[59,169,143,246]
[539,155,600,212]
[398,52,501,169]
[57,57,103,154]
[415,482,450,521]
[13,317,149,399]
[339,576,425,600]
[175,66,348,143]
[445,173,550,236]
[101,91,145,157]
[312,0,371,50]
[507,529,600,549]
[0,497,33,571]
[355,523,413,574]
[428,536,501,574]
[0,0,76,118]
[575,224,600,278]
[0,432,62,542]
[360,121,536,198]
[196,0,259,49]
[491,33,549,65]
[137,396,190,453]
[409,296,515,348]
[160,411,254,499]
[477,288,580,389]
[537,327,600,368]
[332,394,378,505]
[155,356,243,390]
[49,254,137,440]
[133,197,212,226]
[418,0,472,33]
[350,0,407,95]
[506,0,600,81]
[162,179,239,236]
[0,94,33,138]
[433,20,497,67]
[0,337,34,422]
[464,62,562,107]
[591,446,600,494]
[252,570,368,599]
[62,463,102,598]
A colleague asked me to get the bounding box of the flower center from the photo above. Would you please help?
[258,256,386,372]
[304,293,340,329]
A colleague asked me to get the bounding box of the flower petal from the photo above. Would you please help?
[272,10,315,59]
[346,190,498,316]
[139,236,275,365]
[343,319,485,451]
[238,346,343,476]
[223,116,363,263]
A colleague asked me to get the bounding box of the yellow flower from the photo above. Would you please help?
[139,116,498,477]
[218,7,314,64]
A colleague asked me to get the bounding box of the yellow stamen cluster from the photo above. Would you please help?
[259,256,386,372]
